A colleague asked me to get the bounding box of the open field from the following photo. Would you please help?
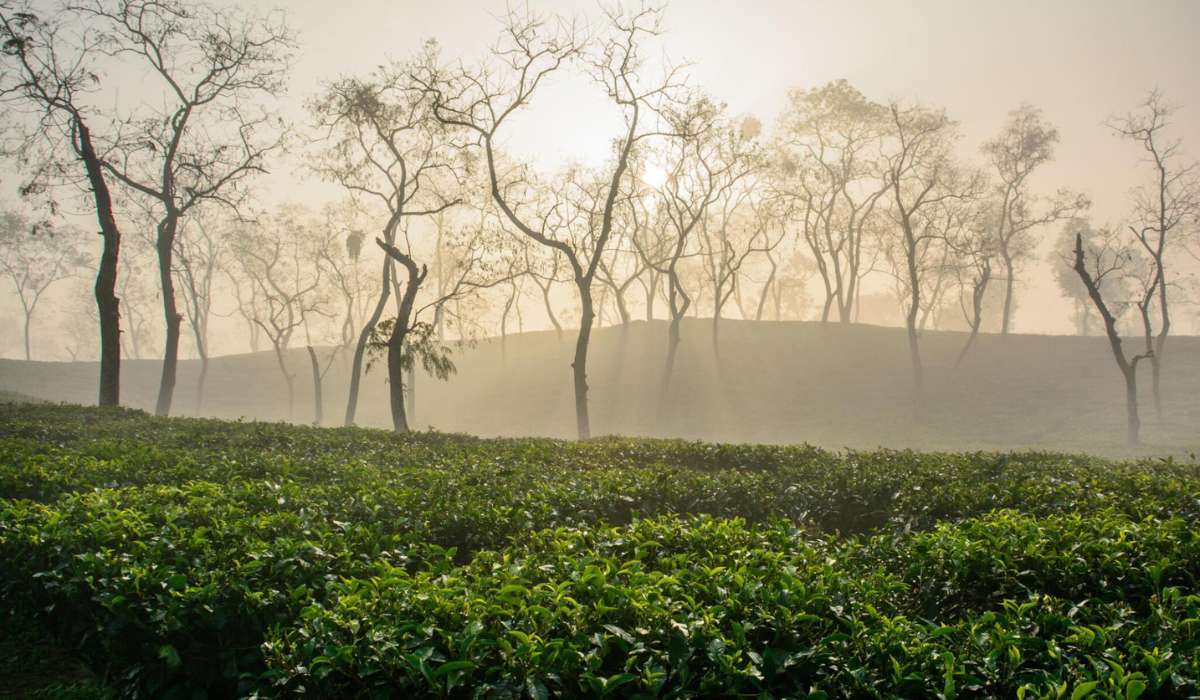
[2,320,1199,457]
[1,403,1198,697]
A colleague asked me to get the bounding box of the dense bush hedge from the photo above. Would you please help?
[1,404,1198,697]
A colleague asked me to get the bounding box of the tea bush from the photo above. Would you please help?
[1,404,1197,697]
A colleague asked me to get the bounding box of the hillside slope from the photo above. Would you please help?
[2,319,1197,454]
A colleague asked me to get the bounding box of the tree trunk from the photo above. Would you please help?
[540,283,563,341]
[154,215,182,417]
[271,342,294,421]
[711,314,721,363]
[661,266,691,396]
[1152,275,1168,419]
[613,284,631,326]
[1000,253,1014,335]
[501,283,515,363]
[77,120,122,407]
[663,313,682,395]
[22,313,31,361]
[307,345,323,425]
[899,211,924,405]
[344,258,393,426]
[907,317,923,398]
[386,328,410,432]
[955,268,990,368]
[573,280,595,440]
[755,256,777,322]
[1123,366,1140,446]
[376,239,425,434]
[1073,233,1142,446]
[645,271,658,321]
[195,353,208,415]
[406,362,416,427]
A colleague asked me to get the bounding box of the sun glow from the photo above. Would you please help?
[641,162,669,189]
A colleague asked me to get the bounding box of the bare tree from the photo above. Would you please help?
[774,80,889,323]
[640,95,750,390]
[68,0,291,417]
[419,6,685,439]
[1051,218,1128,336]
[174,216,224,413]
[116,241,157,359]
[0,209,87,359]
[525,239,567,338]
[1,2,125,404]
[372,218,508,431]
[227,208,327,421]
[1107,90,1199,417]
[1071,222,1152,445]
[883,101,980,400]
[317,201,373,349]
[310,48,463,429]
[702,161,782,360]
[983,104,1086,336]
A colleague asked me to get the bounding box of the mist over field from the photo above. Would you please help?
[1,1,1199,697]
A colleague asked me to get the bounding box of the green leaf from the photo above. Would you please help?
[432,660,473,679]
[1071,681,1099,700]
[158,644,182,669]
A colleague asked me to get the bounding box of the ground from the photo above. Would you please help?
[1,320,1197,456]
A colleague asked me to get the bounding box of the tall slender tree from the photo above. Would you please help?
[74,0,291,417]
[1107,91,1199,417]
[1,2,124,404]
[983,104,1085,335]
[309,48,463,429]
[419,6,686,438]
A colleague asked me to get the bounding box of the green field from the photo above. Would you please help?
[1,403,1198,698]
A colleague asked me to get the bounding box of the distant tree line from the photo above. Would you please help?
[2,1,1197,444]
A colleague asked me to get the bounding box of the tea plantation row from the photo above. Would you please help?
[0,404,1197,698]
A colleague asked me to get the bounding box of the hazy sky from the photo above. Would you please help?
[4,0,1199,342]
[268,0,1200,334]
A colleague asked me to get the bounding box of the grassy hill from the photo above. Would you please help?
[1,319,1197,455]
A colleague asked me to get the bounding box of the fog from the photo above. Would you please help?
[2,0,1199,452]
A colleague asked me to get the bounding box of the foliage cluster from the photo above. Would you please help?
[0,404,1197,697]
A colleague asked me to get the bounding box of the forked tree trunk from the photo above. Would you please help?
[955,265,991,368]
[345,257,393,426]
[1122,368,1140,447]
[1072,233,1145,446]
